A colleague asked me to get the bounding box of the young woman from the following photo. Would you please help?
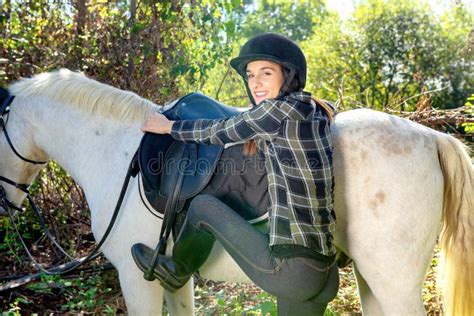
[132,33,339,315]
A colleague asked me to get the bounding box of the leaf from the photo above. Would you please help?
[258,301,277,316]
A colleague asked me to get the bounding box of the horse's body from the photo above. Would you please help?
[1,69,472,315]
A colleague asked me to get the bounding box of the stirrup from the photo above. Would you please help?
[131,243,190,292]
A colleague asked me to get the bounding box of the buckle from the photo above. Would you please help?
[0,185,6,198]
[0,95,13,115]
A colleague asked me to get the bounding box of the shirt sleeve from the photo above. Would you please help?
[170,99,308,145]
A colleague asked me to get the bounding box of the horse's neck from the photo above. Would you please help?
[32,100,143,214]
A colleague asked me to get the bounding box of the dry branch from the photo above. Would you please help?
[388,106,473,136]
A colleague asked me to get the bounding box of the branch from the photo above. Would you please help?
[387,106,473,130]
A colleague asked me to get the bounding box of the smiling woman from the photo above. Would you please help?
[133,33,340,316]
[245,60,285,105]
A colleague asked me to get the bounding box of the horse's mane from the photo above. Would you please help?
[9,69,159,123]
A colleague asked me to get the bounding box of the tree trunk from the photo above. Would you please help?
[71,0,87,69]
[127,0,138,89]
[1,0,11,35]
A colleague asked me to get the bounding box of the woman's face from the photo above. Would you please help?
[246,60,284,105]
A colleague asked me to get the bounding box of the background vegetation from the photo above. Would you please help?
[0,0,472,314]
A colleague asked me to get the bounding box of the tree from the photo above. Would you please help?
[304,0,473,110]
[0,0,243,103]
[240,0,327,41]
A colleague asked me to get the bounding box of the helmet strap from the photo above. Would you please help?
[245,81,257,106]
[278,67,296,98]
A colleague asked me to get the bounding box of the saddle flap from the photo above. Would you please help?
[138,133,174,191]
[159,141,223,199]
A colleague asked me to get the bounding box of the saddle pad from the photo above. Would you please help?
[0,87,10,103]
[141,144,269,225]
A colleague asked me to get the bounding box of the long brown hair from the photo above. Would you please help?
[312,97,335,122]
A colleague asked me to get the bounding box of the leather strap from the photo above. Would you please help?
[144,145,188,281]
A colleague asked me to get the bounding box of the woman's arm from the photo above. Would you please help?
[143,99,306,145]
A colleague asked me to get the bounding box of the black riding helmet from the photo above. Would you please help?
[230,33,307,105]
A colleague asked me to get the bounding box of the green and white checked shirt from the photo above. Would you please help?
[171,91,336,259]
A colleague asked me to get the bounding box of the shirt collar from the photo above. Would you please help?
[284,90,312,104]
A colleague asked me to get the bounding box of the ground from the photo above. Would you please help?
[0,251,442,315]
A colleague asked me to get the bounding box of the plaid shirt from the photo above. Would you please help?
[171,91,336,258]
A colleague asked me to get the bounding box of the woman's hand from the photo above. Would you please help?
[141,112,174,134]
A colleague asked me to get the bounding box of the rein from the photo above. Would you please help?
[0,164,135,275]
[0,90,136,275]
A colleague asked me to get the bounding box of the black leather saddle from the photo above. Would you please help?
[137,92,240,215]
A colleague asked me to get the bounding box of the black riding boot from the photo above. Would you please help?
[131,219,215,291]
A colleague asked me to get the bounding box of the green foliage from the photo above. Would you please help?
[0,160,91,255]
[23,272,117,314]
[304,0,473,110]
[433,4,474,108]
[199,0,328,106]
[240,0,327,41]
[1,0,471,110]
[193,281,341,315]
[2,296,32,316]
[0,0,243,103]
[194,282,278,315]
[249,292,277,315]
[3,271,118,314]
[0,161,98,312]
[302,12,352,106]
[3,306,17,315]
[58,275,106,312]
[461,95,474,133]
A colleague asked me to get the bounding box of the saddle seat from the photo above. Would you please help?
[137,92,240,215]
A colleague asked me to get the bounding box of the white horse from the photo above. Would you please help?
[1,69,472,315]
